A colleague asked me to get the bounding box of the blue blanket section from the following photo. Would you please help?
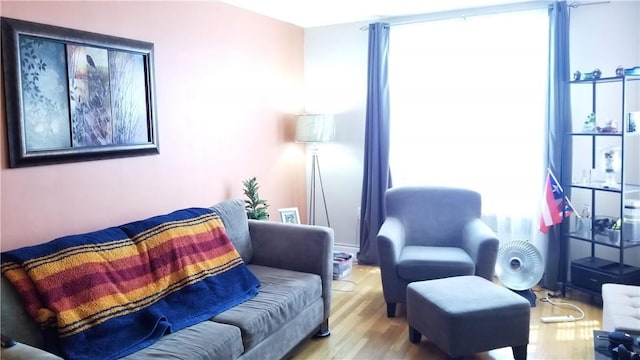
[2,207,261,360]
[64,270,260,360]
[2,208,225,261]
[2,226,129,263]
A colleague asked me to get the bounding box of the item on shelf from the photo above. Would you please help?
[628,112,638,133]
[576,204,592,236]
[593,68,602,79]
[576,216,591,236]
[578,169,591,185]
[593,217,616,234]
[573,70,582,81]
[599,119,619,133]
[624,66,640,76]
[616,66,625,77]
[583,69,603,80]
[612,218,622,230]
[600,147,621,188]
[607,219,622,244]
[583,113,596,132]
[606,228,620,245]
[576,218,590,236]
[623,200,640,220]
[623,200,640,242]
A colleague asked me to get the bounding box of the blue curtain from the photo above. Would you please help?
[357,22,392,265]
[542,1,572,291]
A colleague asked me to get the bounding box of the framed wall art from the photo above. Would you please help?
[278,207,301,224]
[1,17,159,167]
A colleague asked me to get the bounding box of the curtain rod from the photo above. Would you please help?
[360,0,610,30]
[568,1,610,8]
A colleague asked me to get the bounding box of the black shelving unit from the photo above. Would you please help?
[562,74,640,296]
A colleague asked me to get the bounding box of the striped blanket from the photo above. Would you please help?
[1,207,260,360]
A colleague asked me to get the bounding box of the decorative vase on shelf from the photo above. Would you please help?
[583,113,596,132]
[601,147,621,188]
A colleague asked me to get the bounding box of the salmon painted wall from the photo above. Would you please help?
[0,1,307,251]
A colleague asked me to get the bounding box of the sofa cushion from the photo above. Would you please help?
[210,264,322,350]
[211,199,253,263]
[397,245,475,281]
[121,321,244,360]
[1,342,63,359]
[0,276,45,350]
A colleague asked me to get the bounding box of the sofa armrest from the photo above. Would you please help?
[1,342,62,360]
[461,218,499,280]
[248,220,334,321]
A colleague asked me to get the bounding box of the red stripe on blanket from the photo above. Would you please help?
[39,240,237,311]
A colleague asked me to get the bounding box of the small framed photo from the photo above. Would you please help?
[278,207,300,224]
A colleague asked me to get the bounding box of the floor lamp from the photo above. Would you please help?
[295,113,335,226]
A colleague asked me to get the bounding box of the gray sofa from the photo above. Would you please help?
[1,199,334,360]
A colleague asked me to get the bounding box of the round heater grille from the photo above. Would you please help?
[495,240,545,291]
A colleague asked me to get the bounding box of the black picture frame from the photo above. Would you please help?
[1,17,159,168]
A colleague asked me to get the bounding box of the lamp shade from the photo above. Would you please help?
[295,114,335,143]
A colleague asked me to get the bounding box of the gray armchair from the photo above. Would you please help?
[377,186,499,317]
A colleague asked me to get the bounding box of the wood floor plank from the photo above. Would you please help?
[289,264,604,360]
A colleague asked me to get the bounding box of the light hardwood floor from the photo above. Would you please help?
[289,264,604,360]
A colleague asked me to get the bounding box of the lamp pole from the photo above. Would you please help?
[308,144,330,227]
[294,113,335,227]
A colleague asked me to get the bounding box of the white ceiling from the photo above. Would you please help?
[218,0,529,28]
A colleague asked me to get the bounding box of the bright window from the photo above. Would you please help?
[389,9,548,241]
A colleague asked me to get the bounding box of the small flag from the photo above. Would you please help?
[539,169,574,233]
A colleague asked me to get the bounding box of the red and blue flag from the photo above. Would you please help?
[539,169,574,233]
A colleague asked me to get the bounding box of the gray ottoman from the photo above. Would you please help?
[407,275,530,360]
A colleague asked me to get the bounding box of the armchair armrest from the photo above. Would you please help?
[376,217,407,307]
[461,218,499,280]
[376,217,405,266]
[248,220,334,320]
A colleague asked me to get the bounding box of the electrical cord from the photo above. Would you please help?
[539,294,586,320]
[332,279,357,292]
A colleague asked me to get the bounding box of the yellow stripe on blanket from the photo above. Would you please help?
[25,215,222,281]
[58,253,243,337]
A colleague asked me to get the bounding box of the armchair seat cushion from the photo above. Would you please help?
[397,246,475,281]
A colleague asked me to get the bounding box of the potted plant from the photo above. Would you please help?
[242,177,269,220]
